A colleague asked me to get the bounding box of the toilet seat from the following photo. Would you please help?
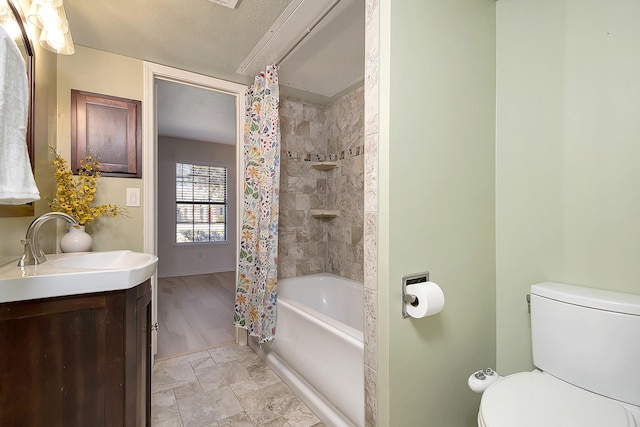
[478,371,636,427]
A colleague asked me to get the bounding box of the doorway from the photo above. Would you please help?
[142,62,246,360]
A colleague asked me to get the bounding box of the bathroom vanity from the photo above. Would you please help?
[0,280,151,426]
[0,251,158,427]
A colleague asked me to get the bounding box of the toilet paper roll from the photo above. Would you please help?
[405,281,445,318]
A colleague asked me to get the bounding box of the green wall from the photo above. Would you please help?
[496,0,640,374]
[380,0,497,425]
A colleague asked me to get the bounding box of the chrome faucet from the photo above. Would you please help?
[18,212,79,267]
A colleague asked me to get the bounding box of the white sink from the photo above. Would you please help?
[48,251,154,270]
[0,250,158,303]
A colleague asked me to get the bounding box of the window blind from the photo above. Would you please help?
[175,162,227,243]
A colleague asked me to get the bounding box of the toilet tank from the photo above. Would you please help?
[530,282,640,406]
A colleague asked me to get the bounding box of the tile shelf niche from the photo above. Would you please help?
[310,209,340,219]
[310,161,338,170]
[309,162,339,219]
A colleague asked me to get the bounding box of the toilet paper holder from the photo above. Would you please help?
[402,271,429,318]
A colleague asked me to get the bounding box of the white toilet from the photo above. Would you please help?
[478,282,640,427]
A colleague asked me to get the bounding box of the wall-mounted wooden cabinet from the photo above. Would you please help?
[0,280,152,426]
[71,90,142,178]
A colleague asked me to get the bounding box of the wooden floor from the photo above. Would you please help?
[156,271,236,360]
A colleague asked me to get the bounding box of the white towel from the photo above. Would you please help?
[0,25,40,205]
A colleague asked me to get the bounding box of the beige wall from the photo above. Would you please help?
[0,46,144,264]
[378,0,497,425]
[496,0,640,374]
[56,46,144,252]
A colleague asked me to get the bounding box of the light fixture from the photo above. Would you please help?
[0,4,22,39]
[27,0,74,55]
[39,27,73,54]
[0,2,22,40]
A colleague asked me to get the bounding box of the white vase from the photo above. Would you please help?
[60,225,92,253]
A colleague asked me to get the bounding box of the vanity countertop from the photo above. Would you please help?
[0,250,158,303]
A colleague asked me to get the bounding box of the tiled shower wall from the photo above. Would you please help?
[325,87,365,281]
[363,0,380,423]
[278,97,327,279]
[278,87,364,282]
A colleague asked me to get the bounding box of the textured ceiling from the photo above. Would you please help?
[63,0,294,86]
[63,0,364,143]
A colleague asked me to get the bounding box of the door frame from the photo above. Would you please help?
[142,62,246,360]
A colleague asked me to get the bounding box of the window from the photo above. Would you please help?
[175,162,227,243]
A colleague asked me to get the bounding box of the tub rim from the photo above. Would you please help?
[279,297,364,343]
[276,273,364,340]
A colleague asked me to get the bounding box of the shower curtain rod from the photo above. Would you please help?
[274,0,342,68]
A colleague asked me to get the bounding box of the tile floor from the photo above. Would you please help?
[152,343,325,427]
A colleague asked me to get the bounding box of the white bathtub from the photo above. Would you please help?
[249,273,364,427]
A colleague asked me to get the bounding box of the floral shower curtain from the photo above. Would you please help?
[233,65,281,343]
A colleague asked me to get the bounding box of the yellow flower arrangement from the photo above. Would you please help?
[48,147,121,225]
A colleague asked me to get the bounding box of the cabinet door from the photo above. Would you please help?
[0,282,154,427]
[0,293,124,427]
[136,282,152,427]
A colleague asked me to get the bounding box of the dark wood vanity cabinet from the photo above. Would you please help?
[0,280,152,427]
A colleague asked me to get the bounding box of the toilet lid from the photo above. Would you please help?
[478,372,636,427]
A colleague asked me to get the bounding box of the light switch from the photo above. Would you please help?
[126,188,140,207]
